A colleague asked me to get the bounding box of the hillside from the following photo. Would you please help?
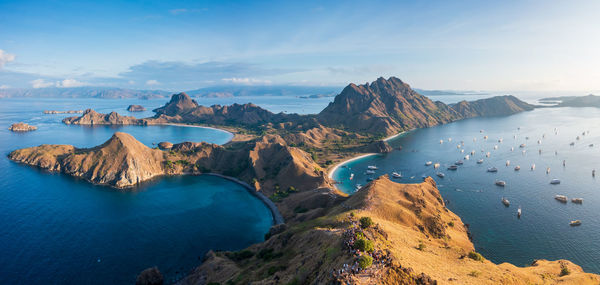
[538,94,600,108]
[180,176,600,284]
[450,95,534,118]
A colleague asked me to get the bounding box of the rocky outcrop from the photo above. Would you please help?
[8,122,37,132]
[127,104,146,112]
[135,267,164,285]
[157,142,173,150]
[360,140,393,153]
[450,95,534,118]
[63,109,146,125]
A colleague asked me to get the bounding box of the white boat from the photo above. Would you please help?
[448,165,458,170]
[471,150,475,155]
[538,149,542,154]
[555,195,568,203]
[546,167,551,174]
[520,144,526,148]
[514,165,521,171]
[436,172,445,178]
[448,138,452,142]
[455,160,464,165]
[486,152,491,158]
[464,155,470,160]
[576,136,580,140]
[570,220,582,226]
[502,197,510,207]
[425,161,433,166]
[433,163,440,169]
[367,165,378,170]
[511,147,514,151]
[531,163,536,170]
[498,138,503,143]
[355,184,362,191]
[570,142,575,146]
[391,172,402,178]
[506,160,510,166]
[349,173,354,180]
[572,198,583,204]
[495,180,506,187]
[460,149,465,153]
[483,135,488,140]
[487,167,498,173]
[589,144,594,147]
[457,144,461,149]
[517,206,522,218]
[440,140,444,144]
[550,179,560,184]
[593,169,596,177]
[477,159,484,164]
[366,170,376,175]
[537,140,541,144]
[494,145,499,150]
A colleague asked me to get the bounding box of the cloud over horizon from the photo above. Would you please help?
[0,50,16,68]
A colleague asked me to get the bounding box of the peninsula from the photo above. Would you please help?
[9,77,596,284]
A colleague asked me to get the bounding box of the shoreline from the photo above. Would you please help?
[327,153,379,180]
[162,123,235,143]
[383,131,406,142]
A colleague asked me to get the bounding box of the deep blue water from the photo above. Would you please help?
[0,98,273,284]
[333,107,600,273]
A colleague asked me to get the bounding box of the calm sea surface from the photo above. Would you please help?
[333,107,600,273]
[0,97,275,284]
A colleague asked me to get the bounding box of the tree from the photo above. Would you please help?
[358,255,373,269]
[359,216,374,228]
[354,238,374,252]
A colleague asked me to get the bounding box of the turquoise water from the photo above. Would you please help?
[0,98,272,284]
[333,107,600,273]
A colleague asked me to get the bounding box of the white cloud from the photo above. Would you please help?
[169,8,187,15]
[0,50,16,68]
[0,84,9,89]
[128,80,135,85]
[31,79,54,88]
[221,77,272,85]
[146,79,160,85]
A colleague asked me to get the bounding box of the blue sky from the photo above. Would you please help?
[1,0,600,91]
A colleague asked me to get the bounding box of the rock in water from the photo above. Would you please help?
[135,267,163,285]
[8,122,37,132]
[127,104,146,112]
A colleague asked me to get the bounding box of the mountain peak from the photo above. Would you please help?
[153,92,199,116]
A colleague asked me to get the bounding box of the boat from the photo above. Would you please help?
[495,180,506,186]
[502,197,510,207]
[477,159,484,164]
[570,220,582,226]
[546,167,550,174]
[457,144,461,149]
[464,155,470,160]
[537,140,541,144]
[483,135,488,140]
[571,198,583,204]
[391,172,402,178]
[487,167,498,172]
[494,145,498,150]
[455,160,464,165]
[520,144,526,148]
[425,161,433,166]
[531,164,535,170]
[355,184,362,191]
[367,165,378,170]
[506,160,510,166]
[517,206,522,218]
[433,163,440,169]
[538,149,542,155]
[349,173,354,180]
[593,169,596,177]
[460,149,465,153]
[525,136,529,140]
[471,150,475,155]
[576,136,580,140]
[436,172,445,178]
[510,147,514,151]
[366,170,376,175]
[550,179,560,184]
[514,165,520,171]
[448,165,458,170]
[570,142,575,146]
[448,138,452,142]
[498,138,503,143]
[486,152,491,157]
[562,160,565,166]
[590,144,594,147]
[555,195,568,203]
[440,140,444,144]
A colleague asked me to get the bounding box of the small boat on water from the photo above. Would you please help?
[486,152,491,157]
[511,147,514,151]
[506,160,510,166]
[349,173,354,180]
[448,138,452,142]
[440,140,444,144]
[517,206,522,218]
[550,179,560,184]
[425,161,433,166]
[531,164,536,170]
[455,160,464,165]
[457,144,461,149]
[563,160,566,166]
[437,172,445,178]
[593,169,596,177]
[448,165,458,170]
[538,149,542,154]
[520,144,526,148]
[570,220,582,226]
[546,167,551,174]
[367,165,378,170]
[483,135,488,140]
[537,140,542,144]
[570,142,575,146]
[464,155,470,160]
[391,172,402,178]
[355,184,362,191]
[572,198,583,204]
[576,136,580,140]
[494,145,498,150]
[495,180,506,187]
[502,197,510,207]
[471,150,475,155]
[589,144,594,147]
[498,138,503,143]
[525,136,529,140]
[434,163,440,169]
[514,165,521,171]
[366,170,376,175]
[487,167,498,173]
[477,159,484,164]
[555,195,568,203]
[460,149,465,153]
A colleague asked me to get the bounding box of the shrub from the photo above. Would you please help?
[257,248,283,261]
[359,216,374,228]
[417,242,426,251]
[468,251,484,262]
[448,221,455,227]
[228,250,254,261]
[354,238,374,252]
[468,270,480,277]
[358,255,373,269]
[560,266,571,276]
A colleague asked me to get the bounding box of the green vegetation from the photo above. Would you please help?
[359,216,374,228]
[269,186,299,202]
[358,255,373,269]
[468,251,484,262]
[354,238,374,253]
[560,266,571,276]
[257,248,283,261]
[468,270,481,277]
[267,265,286,275]
[448,221,455,227]
[226,250,254,261]
[417,241,426,251]
[294,206,308,213]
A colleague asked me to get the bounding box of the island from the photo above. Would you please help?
[9,77,598,284]
[43,110,84,114]
[539,94,600,108]
[8,122,37,132]
[127,104,146,112]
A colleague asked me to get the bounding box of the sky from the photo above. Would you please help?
[1,0,600,92]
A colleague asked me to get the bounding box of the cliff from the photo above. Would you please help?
[450,95,534,118]
[180,176,600,284]
[63,109,146,125]
[8,122,37,132]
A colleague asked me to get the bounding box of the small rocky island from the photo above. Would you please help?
[8,122,37,132]
[127,104,146,112]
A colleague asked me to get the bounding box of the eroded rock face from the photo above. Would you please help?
[8,122,37,132]
[127,104,146,112]
[157,142,173,150]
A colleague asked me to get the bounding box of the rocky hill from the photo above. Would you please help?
[63,109,147,125]
[180,176,600,284]
[539,94,600,108]
[450,95,534,118]
[8,122,37,132]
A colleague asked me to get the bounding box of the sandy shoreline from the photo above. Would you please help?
[383,131,405,141]
[162,123,235,143]
[327,153,379,180]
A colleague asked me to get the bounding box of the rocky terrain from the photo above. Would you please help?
[8,122,37,132]
[127,104,146,112]
[538,94,600,108]
[63,109,147,125]
[450,95,534,118]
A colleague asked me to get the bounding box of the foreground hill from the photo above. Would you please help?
[180,176,599,284]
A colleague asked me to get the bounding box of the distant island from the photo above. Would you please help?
[539,94,600,107]
[10,77,597,284]
[127,104,146,112]
[43,110,83,114]
[8,122,37,132]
